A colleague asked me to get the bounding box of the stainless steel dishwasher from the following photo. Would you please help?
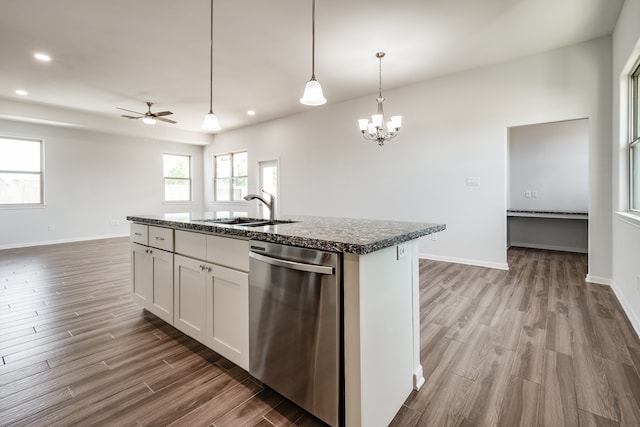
[249,240,342,427]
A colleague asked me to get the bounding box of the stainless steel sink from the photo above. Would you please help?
[197,218,297,227]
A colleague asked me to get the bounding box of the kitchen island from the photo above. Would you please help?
[127,213,445,427]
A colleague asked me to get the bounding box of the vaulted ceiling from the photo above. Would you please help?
[0,0,624,141]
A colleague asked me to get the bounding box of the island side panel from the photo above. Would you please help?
[411,239,425,390]
[343,244,415,427]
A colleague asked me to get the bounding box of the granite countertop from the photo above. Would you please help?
[126,213,446,255]
[507,209,588,219]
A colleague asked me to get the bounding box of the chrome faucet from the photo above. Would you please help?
[244,190,276,221]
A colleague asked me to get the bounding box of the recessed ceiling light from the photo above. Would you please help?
[34,52,51,62]
[247,110,256,116]
[15,89,28,96]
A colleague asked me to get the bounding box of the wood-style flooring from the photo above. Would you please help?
[1,238,639,426]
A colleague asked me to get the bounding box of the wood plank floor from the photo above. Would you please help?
[390,247,640,427]
[1,239,639,426]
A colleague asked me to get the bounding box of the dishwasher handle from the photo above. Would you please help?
[250,251,334,275]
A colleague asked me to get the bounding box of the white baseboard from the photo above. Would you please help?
[610,280,640,340]
[509,242,588,254]
[413,366,425,391]
[585,274,612,286]
[0,233,129,250]
[419,253,509,271]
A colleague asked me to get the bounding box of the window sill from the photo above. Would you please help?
[0,203,46,210]
[162,201,193,205]
[615,211,640,229]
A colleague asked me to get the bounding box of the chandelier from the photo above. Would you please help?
[358,52,402,146]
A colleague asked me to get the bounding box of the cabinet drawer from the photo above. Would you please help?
[207,235,249,272]
[149,226,174,251]
[175,230,207,260]
[130,223,148,245]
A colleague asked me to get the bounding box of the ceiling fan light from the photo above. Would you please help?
[202,112,221,131]
[142,117,156,125]
[300,79,326,106]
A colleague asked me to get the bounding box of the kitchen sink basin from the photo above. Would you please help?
[198,218,297,227]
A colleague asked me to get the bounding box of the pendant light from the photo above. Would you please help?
[358,52,402,146]
[300,0,326,106]
[202,0,221,131]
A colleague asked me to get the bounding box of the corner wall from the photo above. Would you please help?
[205,37,613,277]
[0,119,204,248]
[612,0,640,336]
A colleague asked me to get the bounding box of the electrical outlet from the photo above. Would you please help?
[465,177,480,187]
[48,225,55,231]
[525,191,531,198]
[531,190,538,198]
[431,233,438,241]
[397,244,407,260]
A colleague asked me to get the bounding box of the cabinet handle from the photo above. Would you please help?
[199,264,205,271]
[206,266,212,272]
[149,249,153,254]
[155,237,165,241]
[134,232,142,236]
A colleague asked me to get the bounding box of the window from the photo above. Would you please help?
[163,154,191,201]
[631,62,640,212]
[0,137,43,205]
[214,151,247,201]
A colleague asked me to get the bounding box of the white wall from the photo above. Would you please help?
[0,119,204,248]
[509,119,589,212]
[612,0,640,335]
[205,37,612,275]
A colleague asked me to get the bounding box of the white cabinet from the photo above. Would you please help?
[173,254,207,342]
[206,264,249,370]
[130,224,175,324]
[173,232,250,370]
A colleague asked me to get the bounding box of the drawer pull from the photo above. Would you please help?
[134,232,142,236]
[155,237,165,241]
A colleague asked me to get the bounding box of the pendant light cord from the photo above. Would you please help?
[311,0,316,80]
[208,0,213,114]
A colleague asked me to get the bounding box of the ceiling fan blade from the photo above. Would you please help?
[154,111,173,117]
[121,114,141,119]
[157,117,177,124]
[116,107,145,115]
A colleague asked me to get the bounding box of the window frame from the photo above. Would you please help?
[0,136,44,207]
[213,151,248,202]
[630,60,640,213]
[162,153,192,202]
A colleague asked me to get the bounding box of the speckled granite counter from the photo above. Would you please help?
[126,213,445,255]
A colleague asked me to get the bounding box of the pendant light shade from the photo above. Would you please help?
[202,112,220,130]
[300,78,326,106]
[202,0,221,131]
[300,0,326,106]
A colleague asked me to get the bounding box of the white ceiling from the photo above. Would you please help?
[0,0,624,140]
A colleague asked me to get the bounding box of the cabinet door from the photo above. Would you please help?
[131,243,152,307]
[173,254,207,342]
[206,264,249,370]
[149,248,174,324]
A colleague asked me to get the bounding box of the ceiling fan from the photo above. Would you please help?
[117,102,177,125]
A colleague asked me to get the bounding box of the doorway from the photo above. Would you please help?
[506,119,589,254]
